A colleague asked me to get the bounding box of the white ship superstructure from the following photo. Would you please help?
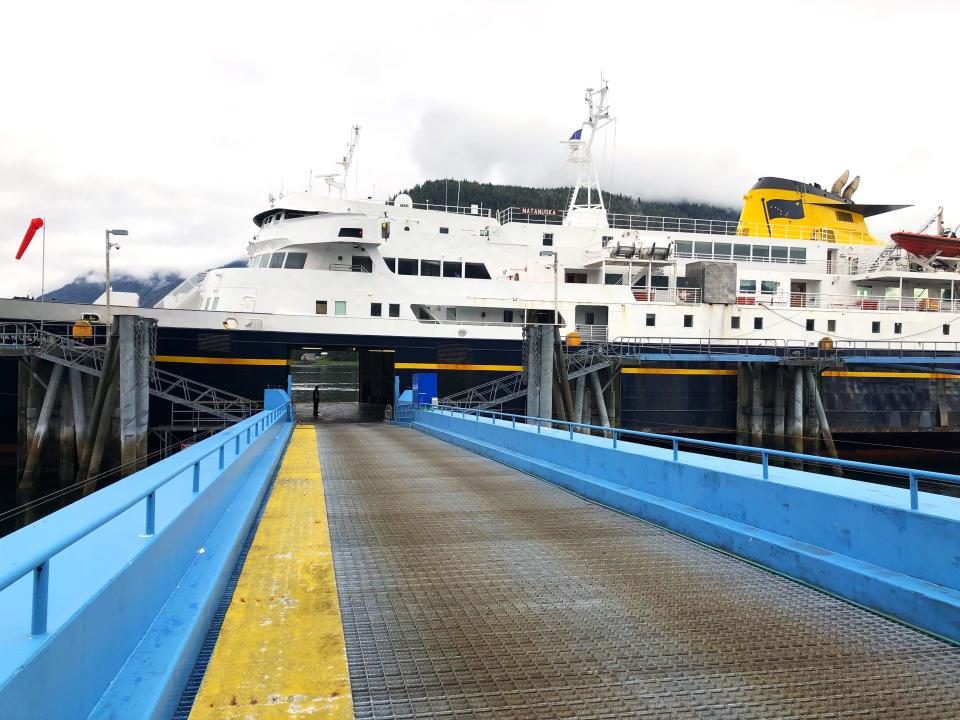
[155,83,960,349]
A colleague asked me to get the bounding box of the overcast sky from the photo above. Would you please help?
[2,0,957,298]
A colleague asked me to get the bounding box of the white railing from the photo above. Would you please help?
[631,287,702,304]
[574,324,608,342]
[496,207,875,244]
[757,292,960,313]
[400,200,492,217]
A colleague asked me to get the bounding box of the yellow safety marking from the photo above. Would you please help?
[621,367,738,376]
[395,362,523,371]
[154,355,291,366]
[823,370,960,380]
[189,426,353,719]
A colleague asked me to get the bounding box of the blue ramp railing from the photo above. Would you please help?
[0,403,290,637]
[426,405,960,513]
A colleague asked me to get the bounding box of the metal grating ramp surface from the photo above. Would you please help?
[318,423,960,719]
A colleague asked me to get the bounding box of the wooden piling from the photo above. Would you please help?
[750,364,764,447]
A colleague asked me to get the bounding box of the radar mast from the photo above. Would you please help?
[315,124,361,199]
[563,80,614,228]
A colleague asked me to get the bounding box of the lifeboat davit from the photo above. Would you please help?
[891,231,960,258]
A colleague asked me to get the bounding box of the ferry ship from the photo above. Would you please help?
[4,82,960,438]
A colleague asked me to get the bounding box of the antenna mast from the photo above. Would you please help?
[321,124,361,199]
[563,79,613,227]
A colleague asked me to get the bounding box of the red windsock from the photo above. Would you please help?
[15,218,44,260]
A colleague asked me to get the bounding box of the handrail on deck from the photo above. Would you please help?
[0,402,291,637]
[426,404,959,514]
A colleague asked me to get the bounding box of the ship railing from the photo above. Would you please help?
[328,263,371,272]
[630,287,701,304]
[497,207,874,244]
[425,404,960,513]
[0,402,290,637]
[610,335,960,358]
[574,324,608,343]
[402,200,492,217]
[764,291,960,313]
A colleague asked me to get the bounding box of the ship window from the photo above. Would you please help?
[733,243,751,260]
[421,259,441,277]
[835,210,855,223]
[504,309,514,323]
[674,240,693,256]
[694,241,712,258]
[894,322,902,334]
[754,317,763,330]
[565,272,587,284]
[752,245,770,261]
[604,273,622,285]
[872,321,880,333]
[389,303,400,318]
[284,252,307,269]
[542,232,554,246]
[397,258,417,275]
[371,302,382,317]
[731,316,741,329]
[944,324,951,336]
[384,257,396,272]
[464,262,491,279]
[739,279,756,293]
[714,242,732,258]
[761,280,779,294]
[338,227,363,238]
[269,252,286,268]
[335,301,347,316]
[828,319,837,332]
[601,235,613,247]
[789,247,807,264]
[442,261,462,278]
[645,313,656,327]
[585,311,596,325]
[771,246,788,263]
[683,314,693,328]
[439,226,449,235]
[446,307,457,321]
[315,301,327,315]
[806,319,815,331]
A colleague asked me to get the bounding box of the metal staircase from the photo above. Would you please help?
[440,342,618,408]
[865,243,901,273]
[0,323,258,421]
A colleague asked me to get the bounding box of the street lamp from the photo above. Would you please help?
[539,250,559,326]
[105,229,128,321]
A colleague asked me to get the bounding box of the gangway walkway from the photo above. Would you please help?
[187,422,960,719]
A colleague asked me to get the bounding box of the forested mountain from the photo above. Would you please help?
[396,179,739,221]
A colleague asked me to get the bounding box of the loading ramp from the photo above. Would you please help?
[187,422,960,718]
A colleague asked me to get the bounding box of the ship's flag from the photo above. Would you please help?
[569,128,582,141]
[16,218,44,259]
[765,199,804,220]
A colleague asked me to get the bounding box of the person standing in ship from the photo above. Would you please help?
[312,385,320,417]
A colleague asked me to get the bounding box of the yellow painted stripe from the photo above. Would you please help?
[621,368,738,376]
[154,355,291,366]
[824,370,960,380]
[395,362,523,372]
[190,426,352,719]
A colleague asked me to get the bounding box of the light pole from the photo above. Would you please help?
[539,250,559,326]
[105,228,128,321]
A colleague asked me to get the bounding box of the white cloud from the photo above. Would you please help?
[3,0,958,296]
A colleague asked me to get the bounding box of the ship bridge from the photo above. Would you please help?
[2,386,960,719]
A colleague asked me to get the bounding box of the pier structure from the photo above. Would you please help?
[1,380,960,718]
[2,320,259,521]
